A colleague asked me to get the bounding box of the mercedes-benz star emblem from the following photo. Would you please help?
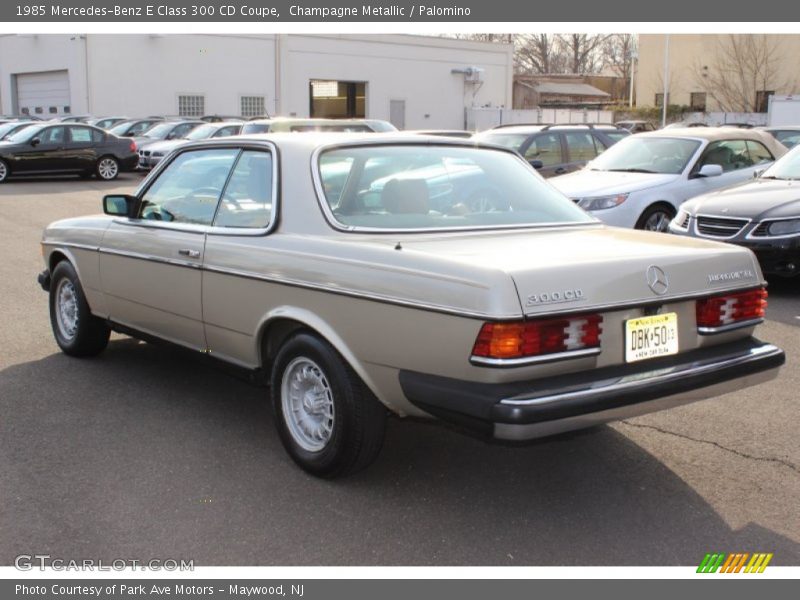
[646,265,669,295]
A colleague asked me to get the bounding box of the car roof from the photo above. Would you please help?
[637,127,778,142]
[480,123,623,134]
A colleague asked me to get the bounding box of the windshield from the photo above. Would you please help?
[141,122,175,139]
[185,124,217,140]
[6,124,45,143]
[317,145,594,231]
[109,122,135,135]
[588,136,702,174]
[0,122,29,139]
[761,144,800,179]
[476,133,529,151]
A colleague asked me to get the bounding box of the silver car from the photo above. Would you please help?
[38,134,785,477]
[550,128,786,231]
[137,122,243,169]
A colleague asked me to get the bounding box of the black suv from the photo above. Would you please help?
[474,123,629,178]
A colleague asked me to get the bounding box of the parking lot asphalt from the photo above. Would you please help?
[1,174,798,567]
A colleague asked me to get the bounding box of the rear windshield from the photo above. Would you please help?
[317,145,594,231]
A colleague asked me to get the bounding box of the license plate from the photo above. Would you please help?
[625,313,679,363]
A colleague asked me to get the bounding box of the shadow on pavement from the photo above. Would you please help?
[1,338,798,566]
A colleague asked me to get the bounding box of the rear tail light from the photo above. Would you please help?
[696,287,767,331]
[471,314,603,362]
[129,140,137,152]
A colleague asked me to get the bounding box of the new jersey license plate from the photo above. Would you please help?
[625,313,679,363]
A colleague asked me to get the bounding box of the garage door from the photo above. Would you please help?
[15,70,71,117]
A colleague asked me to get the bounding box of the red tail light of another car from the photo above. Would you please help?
[129,140,137,152]
[696,287,768,332]
[471,314,603,363]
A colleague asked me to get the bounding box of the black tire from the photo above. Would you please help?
[270,332,386,478]
[95,155,120,181]
[635,203,676,232]
[49,261,110,357]
[0,158,9,183]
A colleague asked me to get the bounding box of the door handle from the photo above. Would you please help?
[178,249,201,259]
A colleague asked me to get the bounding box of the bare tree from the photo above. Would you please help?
[558,34,609,74]
[515,34,565,74]
[602,34,636,81]
[693,34,797,112]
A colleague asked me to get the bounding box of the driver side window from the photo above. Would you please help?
[139,148,239,225]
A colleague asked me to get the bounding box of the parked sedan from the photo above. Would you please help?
[109,118,164,138]
[37,133,784,477]
[89,116,129,130]
[133,119,204,151]
[137,122,243,169]
[0,123,137,182]
[670,143,800,277]
[550,128,786,231]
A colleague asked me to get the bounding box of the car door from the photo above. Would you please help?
[202,148,276,366]
[13,125,68,173]
[521,132,566,178]
[99,147,240,350]
[64,125,98,172]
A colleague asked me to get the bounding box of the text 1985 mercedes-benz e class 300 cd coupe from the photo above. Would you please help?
[38,133,785,477]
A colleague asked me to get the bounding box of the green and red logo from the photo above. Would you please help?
[697,552,773,573]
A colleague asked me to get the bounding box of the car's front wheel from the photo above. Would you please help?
[96,156,120,181]
[270,332,386,478]
[49,261,110,357]
[0,159,9,183]
[636,204,676,232]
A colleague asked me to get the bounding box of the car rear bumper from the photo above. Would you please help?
[399,338,784,441]
[120,155,139,172]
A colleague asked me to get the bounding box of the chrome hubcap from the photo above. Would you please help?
[0,162,7,181]
[55,279,79,340]
[281,357,335,452]
[98,158,118,180]
[644,211,671,232]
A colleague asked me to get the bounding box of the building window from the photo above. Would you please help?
[178,95,205,117]
[756,90,774,113]
[34,106,43,114]
[63,106,71,114]
[654,93,670,107]
[690,92,707,112]
[21,107,29,115]
[240,96,266,118]
[49,106,58,114]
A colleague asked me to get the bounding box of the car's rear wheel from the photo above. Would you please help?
[49,261,110,357]
[270,332,386,478]
[636,204,675,232]
[0,159,9,183]
[96,156,119,181]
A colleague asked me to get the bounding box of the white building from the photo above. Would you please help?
[0,34,513,130]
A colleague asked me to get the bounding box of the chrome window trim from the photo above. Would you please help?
[745,217,800,240]
[499,343,783,407]
[697,317,764,335]
[309,139,600,234]
[124,140,280,238]
[693,213,752,239]
[470,347,601,368]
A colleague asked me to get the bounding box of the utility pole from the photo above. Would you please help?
[662,34,670,127]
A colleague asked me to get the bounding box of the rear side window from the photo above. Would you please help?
[69,127,94,143]
[746,140,774,164]
[563,131,599,161]
[213,126,240,137]
[241,123,270,134]
[524,133,561,165]
[701,140,755,172]
[139,149,239,226]
[214,151,274,229]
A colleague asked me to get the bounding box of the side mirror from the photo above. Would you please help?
[30,137,40,147]
[697,164,723,178]
[529,160,544,170]
[103,194,139,218]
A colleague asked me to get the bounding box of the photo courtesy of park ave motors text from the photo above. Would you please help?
[0,31,798,568]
